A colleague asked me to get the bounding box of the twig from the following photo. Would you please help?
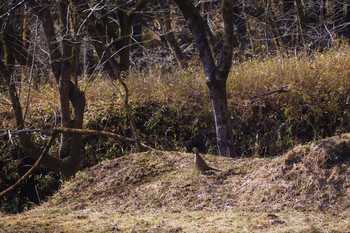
[250,85,289,99]
[23,16,39,122]
[35,185,41,204]
[0,128,52,136]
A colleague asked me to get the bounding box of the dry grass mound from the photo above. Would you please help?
[41,134,349,214]
[1,134,349,232]
[279,133,350,210]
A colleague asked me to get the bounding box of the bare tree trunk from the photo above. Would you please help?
[305,0,321,24]
[131,13,143,60]
[208,78,234,156]
[173,0,235,156]
[294,0,307,44]
[343,2,350,38]
[157,0,187,68]
[28,0,86,179]
[200,1,219,56]
[245,15,256,56]
[118,9,131,72]
[282,0,294,46]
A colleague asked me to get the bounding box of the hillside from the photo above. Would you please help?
[1,133,349,232]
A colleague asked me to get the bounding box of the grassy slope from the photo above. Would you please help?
[1,134,349,232]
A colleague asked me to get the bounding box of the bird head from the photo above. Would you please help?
[192,147,199,153]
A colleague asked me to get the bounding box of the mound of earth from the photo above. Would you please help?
[1,133,349,232]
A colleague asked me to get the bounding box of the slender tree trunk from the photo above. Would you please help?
[118,9,131,72]
[200,1,219,55]
[265,0,286,54]
[305,0,321,24]
[233,1,248,60]
[173,0,235,156]
[294,0,306,47]
[158,0,187,68]
[131,13,143,59]
[343,2,350,38]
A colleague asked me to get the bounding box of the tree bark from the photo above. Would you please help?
[131,13,143,59]
[173,0,235,156]
[232,2,248,60]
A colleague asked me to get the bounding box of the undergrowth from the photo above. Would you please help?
[83,44,350,156]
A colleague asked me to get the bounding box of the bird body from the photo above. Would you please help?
[192,147,220,172]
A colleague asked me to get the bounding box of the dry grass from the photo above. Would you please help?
[1,134,349,232]
[1,209,348,232]
[2,43,350,135]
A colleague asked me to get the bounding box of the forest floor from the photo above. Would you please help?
[1,133,349,232]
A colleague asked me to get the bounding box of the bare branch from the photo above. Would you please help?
[0,133,57,198]
[53,127,154,151]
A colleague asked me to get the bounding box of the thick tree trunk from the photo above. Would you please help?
[207,78,234,156]
[57,0,86,179]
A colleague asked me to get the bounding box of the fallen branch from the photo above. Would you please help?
[250,85,289,99]
[1,127,154,150]
[53,127,154,151]
[0,133,57,198]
